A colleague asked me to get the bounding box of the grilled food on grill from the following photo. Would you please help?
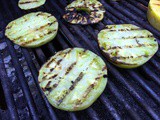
[18,0,46,10]
[147,0,160,31]
[63,0,105,25]
[38,48,108,111]
[5,12,58,48]
[98,24,158,68]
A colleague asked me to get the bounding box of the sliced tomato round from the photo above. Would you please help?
[38,48,108,111]
[98,24,158,68]
[5,12,58,48]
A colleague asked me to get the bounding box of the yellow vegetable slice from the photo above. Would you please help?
[98,24,158,68]
[38,48,107,111]
[5,12,58,48]
[63,0,105,25]
[147,0,160,31]
[18,0,46,10]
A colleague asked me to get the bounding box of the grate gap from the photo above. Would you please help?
[0,81,7,110]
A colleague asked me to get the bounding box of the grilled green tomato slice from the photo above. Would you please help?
[38,48,107,111]
[63,0,105,25]
[5,12,58,48]
[98,24,158,68]
[18,0,46,10]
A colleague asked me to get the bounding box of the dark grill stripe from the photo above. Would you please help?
[19,0,38,4]
[44,81,52,90]
[36,23,53,31]
[106,44,157,50]
[57,72,84,106]
[75,74,106,106]
[75,83,95,106]
[105,28,142,32]
[104,36,154,40]
[65,62,76,75]
[111,54,150,60]
[102,66,107,71]
[46,58,56,67]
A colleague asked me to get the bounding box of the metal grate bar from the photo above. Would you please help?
[21,48,58,120]
[100,94,121,120]
[0,51,19,120]
[0,1,40,119]
[128,71,160,104]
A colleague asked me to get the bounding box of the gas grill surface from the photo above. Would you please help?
[0,0,160,120]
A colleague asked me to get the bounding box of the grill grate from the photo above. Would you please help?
[0,0,160,120]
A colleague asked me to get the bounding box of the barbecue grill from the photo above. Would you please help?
[0,0,160,119]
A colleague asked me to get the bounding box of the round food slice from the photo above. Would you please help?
[147,0,160,31]
[5,12,58,48]
[63,0,105,25]
[38,48,107,111]
[18,0,46,10]
[98,24,158,68]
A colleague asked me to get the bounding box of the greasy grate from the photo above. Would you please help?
[0,0,160,120]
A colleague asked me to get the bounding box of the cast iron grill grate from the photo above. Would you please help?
[0,0,159,120]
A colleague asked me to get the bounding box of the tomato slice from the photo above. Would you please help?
[38,48,108,111]
[98,24,158,68]
[5,12,58,48]
[63,0,105,25]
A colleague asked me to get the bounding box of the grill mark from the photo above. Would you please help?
[111,57,138,65]
[75,72,106,106]
[44,81,52,91]
[49,74,58,79]
[106,44,156,50]
[65,62,76,75]
[19,0,38,4]
[109,54,150,65]
[46,58,56,67]
[36,23,53,31]
[75,83,96,106]
[42,81,53,93]
[102,66,107,71]
[6,26,12,29]
[105,36,154,40]
[57,72,84,106]
[105,27,142,32]
[83,83,95,98]
[110,53,150,60]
